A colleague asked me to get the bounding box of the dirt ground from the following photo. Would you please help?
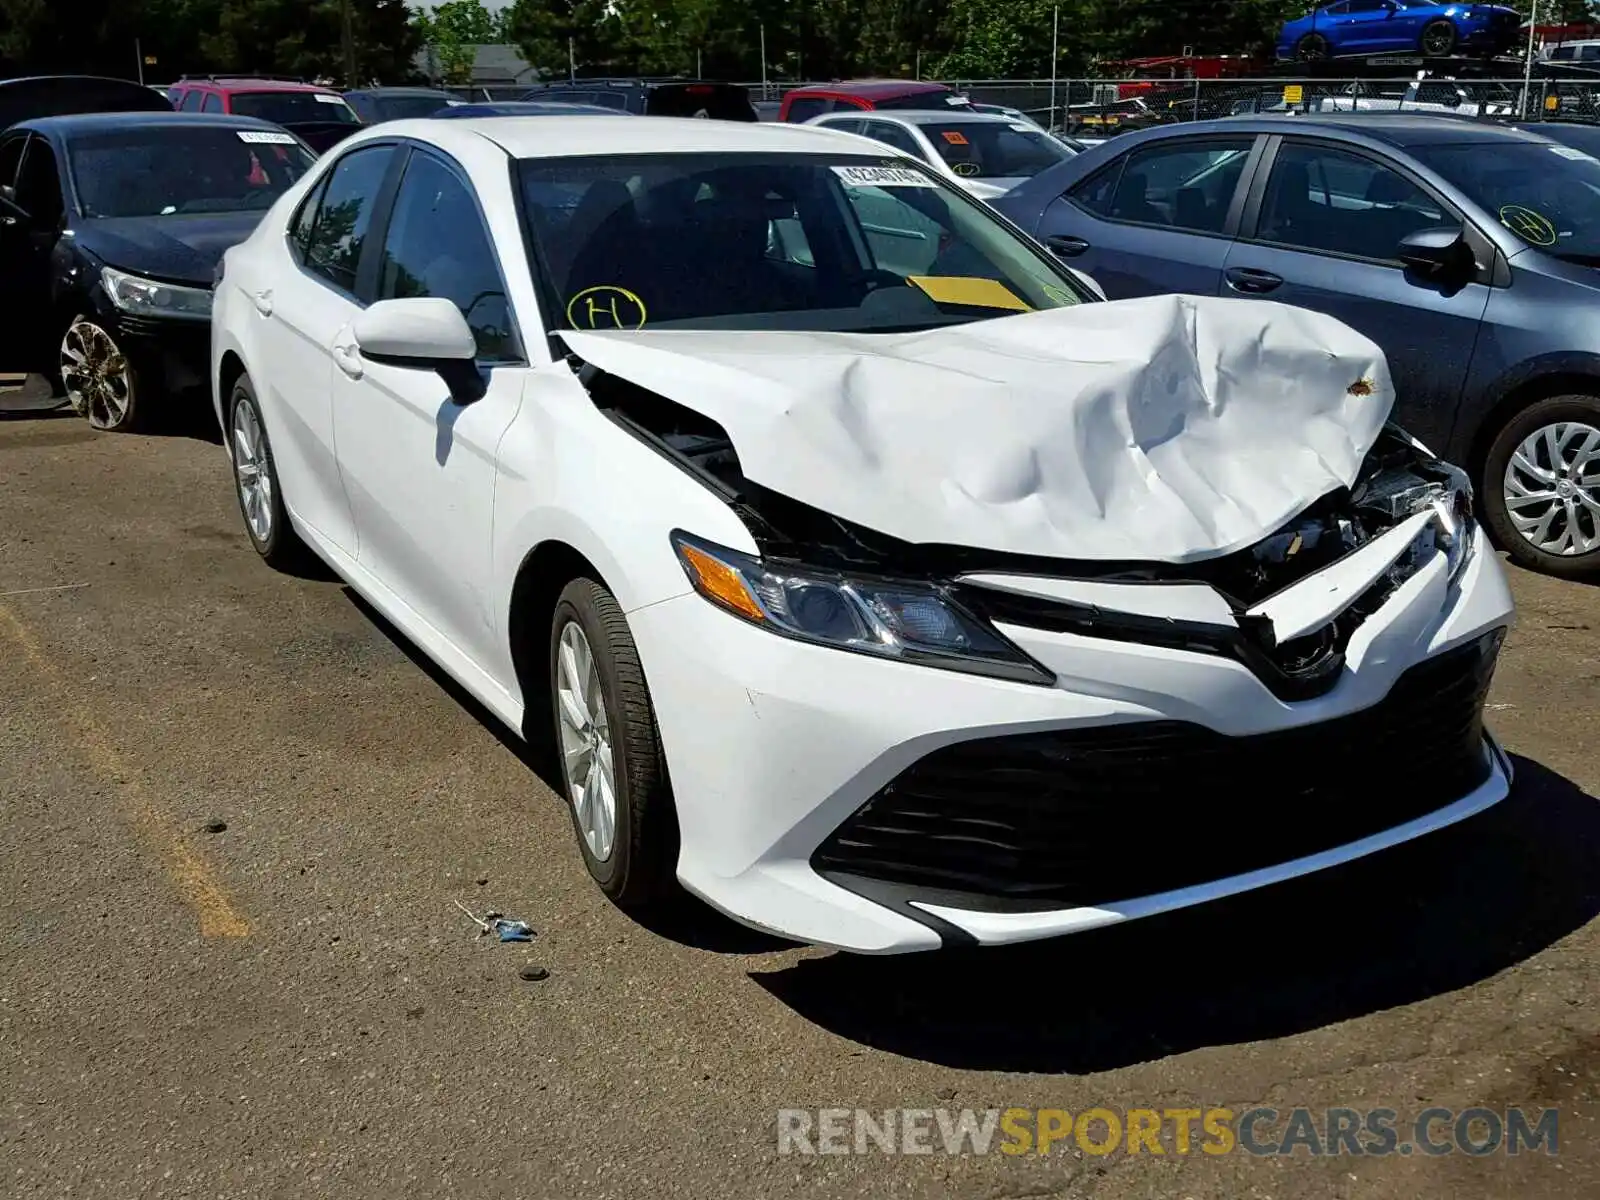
[1,402,1596,1198]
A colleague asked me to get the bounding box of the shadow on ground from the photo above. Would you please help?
[749,757,1600,1072]
[339,585,799,956]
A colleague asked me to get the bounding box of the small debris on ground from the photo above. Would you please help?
[518,965,550,982]
[201,819,227,834]
[454,900,535,942]
[475,875,489,886]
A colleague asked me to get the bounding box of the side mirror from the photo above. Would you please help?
[1069,267,1107,301]
[351,297,485,403]
[1397,225,1473,279]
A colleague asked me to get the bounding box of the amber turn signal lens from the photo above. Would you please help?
[677,543,767,622]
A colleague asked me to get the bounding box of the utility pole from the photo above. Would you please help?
[340,0,356,87]
[1522,0,1541,119]
[1049,6,1059,131]
[135,38,144,85]
[759,23,767,98]
[568,36,576,82]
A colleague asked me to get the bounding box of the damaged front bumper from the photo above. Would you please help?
[628,509,1515,954]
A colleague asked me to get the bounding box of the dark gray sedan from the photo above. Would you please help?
[991,113,1600,578]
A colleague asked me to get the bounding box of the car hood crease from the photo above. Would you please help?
[563,294,1394,564]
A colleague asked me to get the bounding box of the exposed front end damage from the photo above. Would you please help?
[570,298,1516,954]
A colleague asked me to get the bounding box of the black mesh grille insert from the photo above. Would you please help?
[812,631,1502,909]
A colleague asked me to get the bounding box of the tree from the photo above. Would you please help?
[504,0,626,79]
[412,0,508,84]
[202,0,420,85]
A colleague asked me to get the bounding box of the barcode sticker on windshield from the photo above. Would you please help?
[1550,144,1597,161]
[314,93,345,103]
[238,131,297,144]
[833,165,935,188]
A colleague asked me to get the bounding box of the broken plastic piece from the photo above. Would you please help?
[491,919,534,942]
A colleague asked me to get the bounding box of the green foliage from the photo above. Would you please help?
[412,1,509,83]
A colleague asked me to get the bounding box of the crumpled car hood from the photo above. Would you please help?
[563,293,1394,564]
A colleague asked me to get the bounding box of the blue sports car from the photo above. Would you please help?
[1277,1,1523,62]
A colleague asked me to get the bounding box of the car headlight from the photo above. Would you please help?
[670,531,1055,686]
[100,266,213,320]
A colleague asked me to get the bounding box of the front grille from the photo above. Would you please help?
[813,632,1502,909]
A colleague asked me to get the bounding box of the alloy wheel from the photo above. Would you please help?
[231,395,275,545]
[60,321,134,430]
[556,619,617,862]
[1502,420,1600,557]
[1420,24,1455,56]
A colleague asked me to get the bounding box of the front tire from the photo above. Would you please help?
[61,317,142,432]
[1420,19,1457,57]
[549,578,676,908]
[228,375,308,570]
[1482,395,1600,578]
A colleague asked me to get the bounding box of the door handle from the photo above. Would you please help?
[1046,234,1090,257]
[1224,266,1284,294]
[251,288,273,316]
[331,342,363,379]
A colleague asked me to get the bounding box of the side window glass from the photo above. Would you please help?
[180,90,205,112]
[377,152,516,361]
[866,122,924,160]
[1256,143,1446,261]
[1068,159,1125,216]
[0,134,26,192]
[302,145,393,293]
[14,139,63,226]
[202,93,223,113]
[1094,138,1253,233]
[289,175,330,260]
[785,98,827,123]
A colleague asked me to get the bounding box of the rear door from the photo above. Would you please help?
[1,134,67,372]
[0,131,34,369]
[1030,133,1262,299]
[1221,135,1490,451]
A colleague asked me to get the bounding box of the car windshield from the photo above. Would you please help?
[229,90,359,124]
[69,127,316,218]
[518,152,1086,334]
[874,91,971,112]
[1411,140,1600,264]
[368,94,455,120]
[921,121,1074,179]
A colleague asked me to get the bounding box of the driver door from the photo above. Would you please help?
[330,147,525,672]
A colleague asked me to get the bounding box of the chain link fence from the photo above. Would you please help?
[441,75,1600,133]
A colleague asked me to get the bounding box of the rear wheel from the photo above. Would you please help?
[61,317,142,432]
[1482,395,1600,579]
[1295,32,1331,62]
[1420,19,1457,57]
[228,374,309,570]
[549,578,676,908]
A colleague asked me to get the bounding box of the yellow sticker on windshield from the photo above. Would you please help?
[906,276,1033,312]
[566,285,648,330]
[1499,205,1557,247]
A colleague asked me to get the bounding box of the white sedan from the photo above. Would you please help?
[212,116,1515,954]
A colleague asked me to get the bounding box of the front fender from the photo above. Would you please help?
[1453,349,1600,460]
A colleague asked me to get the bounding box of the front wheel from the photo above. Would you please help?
[1482,395,1600,578]
[61,317,142,431]
[1420,19,1457,57]
[549,578,676,908]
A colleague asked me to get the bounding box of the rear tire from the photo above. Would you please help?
[1482,395,1600,579]
[1295,32,1331,62]
[227,375,310,571]
[549,578,676,909]
[1420,19,1457,57]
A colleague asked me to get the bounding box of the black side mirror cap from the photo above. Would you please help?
[1397,225,1473,278]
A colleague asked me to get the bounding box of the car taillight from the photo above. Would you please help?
[686,85,714,95]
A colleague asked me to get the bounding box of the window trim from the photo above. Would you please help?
[1237,134,1477,272]
[1065,133,1265,240]
[288,139,405,305]
[366,140,527,366]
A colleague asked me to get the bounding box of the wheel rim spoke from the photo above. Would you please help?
[555,619,618,863]
[1506,419,1600,555]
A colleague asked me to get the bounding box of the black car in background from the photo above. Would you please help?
[343,86,461,122]
[0,74,173,129]
[522,77,758,120]
[0,112,316,431]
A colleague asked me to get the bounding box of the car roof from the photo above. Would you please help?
[183,78,337,93]
[21,110,289,136]
[822,109,1029,128]
[787,79,951,99]
[382,114,870,158]
[346,86,454,98]
[1144,112,1564,150]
